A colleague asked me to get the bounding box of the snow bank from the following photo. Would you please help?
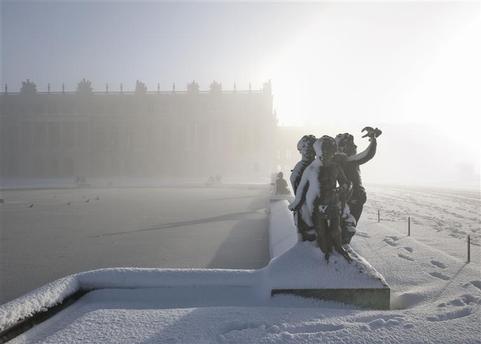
[0,276,79,332]
[0,268,264,333]
[76,267,260,290]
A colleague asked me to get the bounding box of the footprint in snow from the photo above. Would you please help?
[354,314,404,324]
[403,247,414,253]
[438,294,481,308]
[366,318,402,330]
[356,231,370,238]
[383,236,400,247]
[221,321,267,336]
[430,260,447,269]
[286,323,345,334]
[398,253,414,261]
[429,271,450,281]
[468,280,481,291]
[427,307,473,322]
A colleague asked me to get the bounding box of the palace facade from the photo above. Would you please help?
[0,82,277,180]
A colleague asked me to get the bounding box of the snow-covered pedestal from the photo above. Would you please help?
[268,199,390,309]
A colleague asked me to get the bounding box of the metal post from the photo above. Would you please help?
[467,235,471,263]
[377,210,380,223]
[408,216,411,236]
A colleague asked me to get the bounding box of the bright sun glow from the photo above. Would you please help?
[261,4,480,170]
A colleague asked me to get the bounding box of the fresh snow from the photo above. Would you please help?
[1,185,480,343]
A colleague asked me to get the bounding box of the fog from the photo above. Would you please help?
[1,1,480,188]
[0,0,480,318]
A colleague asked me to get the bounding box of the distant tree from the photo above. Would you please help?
[209,81,222,94]
[135,80,147,95]
[187,80,200,94]
[20,79,37,95]
[76,78,93,95]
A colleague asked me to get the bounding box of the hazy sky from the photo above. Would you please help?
[1,1,480,186]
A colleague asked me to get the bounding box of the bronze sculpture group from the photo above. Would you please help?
[288,127,382,263]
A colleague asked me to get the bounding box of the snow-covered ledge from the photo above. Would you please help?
[0,269,263,335]
[268,197,298,259]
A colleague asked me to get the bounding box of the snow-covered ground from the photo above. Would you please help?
[364,184,480,259]
[2,184,481,343]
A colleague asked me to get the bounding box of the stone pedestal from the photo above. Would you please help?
[268,199,390,309]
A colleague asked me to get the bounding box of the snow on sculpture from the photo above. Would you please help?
[290,134,317,241]
[288,135,352,262]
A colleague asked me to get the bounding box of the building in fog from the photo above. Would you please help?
[0,81,277,180]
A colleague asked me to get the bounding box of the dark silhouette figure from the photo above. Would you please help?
[289,136,352,262]
[275,172,290,195]
[335,127,382,226]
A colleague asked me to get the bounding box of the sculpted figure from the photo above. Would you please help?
[335,127,382,230]
[275,172,290,195]
[289,136,352,262]
[290,135,317,193]
[290,135,317,241]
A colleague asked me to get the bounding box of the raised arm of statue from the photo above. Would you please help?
[346,126,382,165]
[346,137,377,165]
